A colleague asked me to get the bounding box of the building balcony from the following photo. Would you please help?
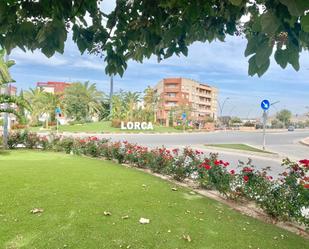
[164,96,179,101]
[164,86,181,92]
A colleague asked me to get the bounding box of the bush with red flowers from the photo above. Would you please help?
[4,131,309,228]
[197,153,233,196]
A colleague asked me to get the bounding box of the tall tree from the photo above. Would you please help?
[276,109,292,127]
[124,91,140,121]
[0,48,30,147]
[0,49,30,117]
[64,82,103,121]
[143,86,158,122]
[0,1,308,76]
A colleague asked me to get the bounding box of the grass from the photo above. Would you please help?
[205,143,274,154]
[0,151,307,249]
[25,121,180,133]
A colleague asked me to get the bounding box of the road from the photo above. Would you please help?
[63,130,309,176]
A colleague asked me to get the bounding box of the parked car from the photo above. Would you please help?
[288,126,295,131]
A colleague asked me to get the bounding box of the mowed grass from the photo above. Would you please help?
[27,121,180,133]
[205,143,274,154]
[0,151,307,249]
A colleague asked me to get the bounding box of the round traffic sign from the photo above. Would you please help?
[261,100,270,111]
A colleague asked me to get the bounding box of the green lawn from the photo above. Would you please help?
[205,143,274,154]
[0,151,307,249]
[26,121,180,133]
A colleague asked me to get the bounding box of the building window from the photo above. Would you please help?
[166,101,177,106]
[166,93,176,97]
[166,84,177,88]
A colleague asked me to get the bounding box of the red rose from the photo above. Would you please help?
[205,164,212,170]
[304,184,309,189]
[230,169,235,175]
[199,163,212,170]
[223,162,230,167]
[243,175,249,182]
[299,159,309,164]
[214,160,221,166]
[266,176,273,181]
[243,167,253,173]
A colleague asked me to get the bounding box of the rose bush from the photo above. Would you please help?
[4,131,309,228]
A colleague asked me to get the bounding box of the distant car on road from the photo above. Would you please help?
[288,126,295,132]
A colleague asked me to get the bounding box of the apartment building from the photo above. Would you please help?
[154,78,218,126]
[37,81,71,94]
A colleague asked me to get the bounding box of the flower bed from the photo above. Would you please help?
[5,131,309,229]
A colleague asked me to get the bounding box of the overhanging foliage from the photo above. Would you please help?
[0,0,309,77]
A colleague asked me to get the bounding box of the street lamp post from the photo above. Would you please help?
[262,100,280,150]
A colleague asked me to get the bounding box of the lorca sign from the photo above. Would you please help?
[121,121,154,130]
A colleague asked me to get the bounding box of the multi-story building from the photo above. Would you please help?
[36,81,71,94]
[154,78,218,126]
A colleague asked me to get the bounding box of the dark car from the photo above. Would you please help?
[288,126,295,131]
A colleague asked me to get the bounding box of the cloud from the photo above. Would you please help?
[11,49,68,66]
[72,59,105,71]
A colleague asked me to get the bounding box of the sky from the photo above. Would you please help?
[8,1,309,118]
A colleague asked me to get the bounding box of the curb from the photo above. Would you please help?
[300,137,309,147]
[190,145,283,161]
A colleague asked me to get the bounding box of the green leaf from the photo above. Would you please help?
[255,39,273,67]
[301,14,309,32]
[245,37,257,57]
[278,0,309,16]
[274,49,288,68]
[257,59,270,77]
[286,41,300,71]
[260,12,280,35]
[288,49,300,71]
[229,0,242,6]
[248,55,258,76]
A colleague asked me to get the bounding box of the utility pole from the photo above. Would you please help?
[261,100,280,151]
[109,75,114,115]
[3,53,9,149]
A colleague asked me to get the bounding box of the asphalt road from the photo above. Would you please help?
[95,130,309,176]
[64,129,309,176]
[90,129,309,157]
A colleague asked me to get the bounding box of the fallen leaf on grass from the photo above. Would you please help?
[171,187,178,191]
[122,215,129,219]
[30,208,43,214]
[103,211,112,216]
[139,217,150,224]
[182,234,192,242]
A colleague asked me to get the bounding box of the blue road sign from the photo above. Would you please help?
[261,100,270,111]
[55,107,62,114]
[182,112,187,120]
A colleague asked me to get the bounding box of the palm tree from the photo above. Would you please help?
[64,82,103,121]
[24,89,63,128]
[143,86,158,122]
[124,91,140,121]
[0,48,30,147]
[0,48,30,116]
